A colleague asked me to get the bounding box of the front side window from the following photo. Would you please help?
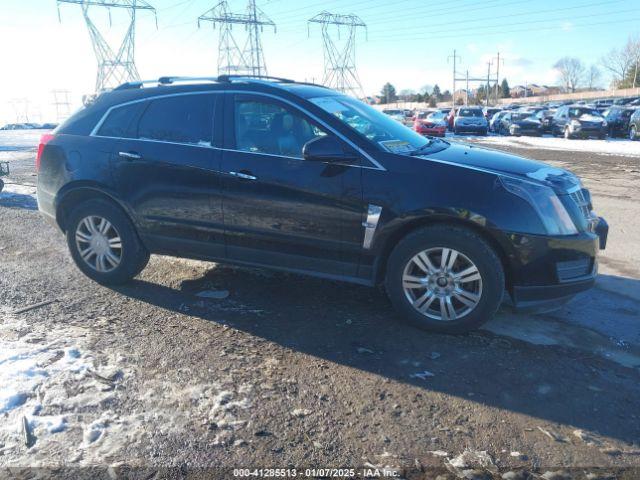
[234,98,326,158]
[136,94,215,146]
[310,95,435,154]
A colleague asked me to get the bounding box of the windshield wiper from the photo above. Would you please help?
[409,137,448,155]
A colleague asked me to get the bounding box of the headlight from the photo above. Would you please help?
[500,177,578,235]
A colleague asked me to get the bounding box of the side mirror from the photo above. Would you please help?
[302,135,358,163]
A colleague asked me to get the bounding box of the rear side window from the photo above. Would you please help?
[136,94,215,146]
[97,103,142,138]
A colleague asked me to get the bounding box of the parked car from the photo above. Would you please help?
[629,109,640,140]
[533,109,556,133]
[551,105,607,139]
[603,106,636,138]
[382,109,405,123]
[613,97,640,106]
[36,75,608,334]
[483,107,502,121]
[413,111,447,137]
[489,111,508,132]
[497,111,543,136]
[453,107,488,135]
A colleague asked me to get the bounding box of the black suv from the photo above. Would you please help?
[37,76,608,333]
[603,106,636,138]
[551,105,607,139]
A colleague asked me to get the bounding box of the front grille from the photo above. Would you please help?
[569,188,591,219]
[556,258,593,282]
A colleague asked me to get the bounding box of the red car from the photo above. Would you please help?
[413,111,447,137]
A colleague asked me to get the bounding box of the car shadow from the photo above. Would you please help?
[0,190,37,210]
[112,263,640,445]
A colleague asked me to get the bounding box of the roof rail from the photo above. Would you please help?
[217,74,295,83]
[112,75,331,91]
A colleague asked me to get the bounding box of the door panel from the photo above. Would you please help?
[106,93,225,257]
[220,94,364,276]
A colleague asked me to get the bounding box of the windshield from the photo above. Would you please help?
[458,108,483,117]
[310,95,433,154]
[568,108,601,118]
[427,111,446,121]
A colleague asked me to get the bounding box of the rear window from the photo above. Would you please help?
[458,109,483,117]
[97,103,143,138]
[136,94,215,146]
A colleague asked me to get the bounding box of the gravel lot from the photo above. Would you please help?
[1,131,639,479]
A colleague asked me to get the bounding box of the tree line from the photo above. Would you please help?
[379,79,511,105]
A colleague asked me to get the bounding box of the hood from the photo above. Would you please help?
[423,142,580,191]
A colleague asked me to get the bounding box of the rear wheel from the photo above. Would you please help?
[385,225,504,334]
[66,199,149,285]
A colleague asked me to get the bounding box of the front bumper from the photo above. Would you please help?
[455,124,487,133]
[416,127,446,137]
[499,217,608,311]
[569,125,606,137]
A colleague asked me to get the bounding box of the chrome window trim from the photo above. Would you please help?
[89,89,386,171]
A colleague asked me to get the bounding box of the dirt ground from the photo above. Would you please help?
[1,132,639,479]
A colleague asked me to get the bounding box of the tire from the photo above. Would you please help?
[631,126,637,141]
[0,178,4,193]
[385,225,505,334]
[66,198,150,285]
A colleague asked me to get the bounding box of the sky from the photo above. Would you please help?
[0,0,638,124]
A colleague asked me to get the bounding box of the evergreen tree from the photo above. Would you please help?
[432,84,442,101]
[500,79,510,98]
[380,83,397,103]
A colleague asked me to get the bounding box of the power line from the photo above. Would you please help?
[369,4,633,41]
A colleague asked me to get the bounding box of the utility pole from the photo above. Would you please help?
[486,61,492,107]
[492,52,503,104]
[198,1,276,77]
[465,70,469,105]
[308,12,367,98]
[448,49,462,108]
[57,0,157,93]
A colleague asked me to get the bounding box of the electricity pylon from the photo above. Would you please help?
[57,1,157,92]
[198,0,276,77]
[51,90,72,122]
[308,11,366,98]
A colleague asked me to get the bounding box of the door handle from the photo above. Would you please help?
[228,171,257,180]
[118,151,142,160]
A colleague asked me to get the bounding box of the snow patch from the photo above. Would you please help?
[469,135,640,158]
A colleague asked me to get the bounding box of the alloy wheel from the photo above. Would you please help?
[75,215,123,273]
[402,247,483,321]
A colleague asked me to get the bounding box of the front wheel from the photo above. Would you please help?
[631,126,637,141]
[66,199,150,285]
[385,225,505,334]
[564,127,573,139]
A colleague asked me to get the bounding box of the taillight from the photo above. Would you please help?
[36,133,55,172]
